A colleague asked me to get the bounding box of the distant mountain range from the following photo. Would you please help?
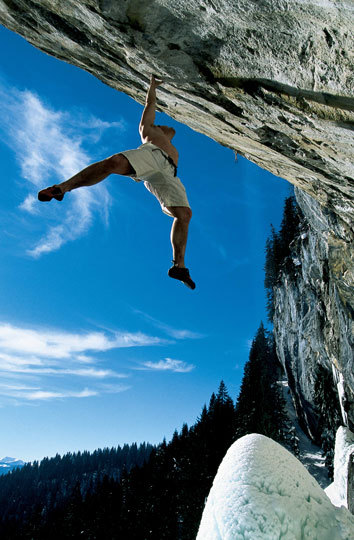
[0,457,25,475]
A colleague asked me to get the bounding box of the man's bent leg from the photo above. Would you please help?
[38,154,135,201]
[59,154,135,193]
[166,206,192,268]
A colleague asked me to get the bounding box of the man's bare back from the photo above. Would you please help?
[141,125,179,167]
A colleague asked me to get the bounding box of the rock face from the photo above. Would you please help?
[0,0,353,232]
[274,187,354,437]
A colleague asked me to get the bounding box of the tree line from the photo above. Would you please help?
[0,325,291,539]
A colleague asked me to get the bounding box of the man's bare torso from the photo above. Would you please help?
[141,126,179,167]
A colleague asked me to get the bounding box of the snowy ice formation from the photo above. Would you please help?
[197,434,354,540]
[325,427,354,512]
[278,379,328,488]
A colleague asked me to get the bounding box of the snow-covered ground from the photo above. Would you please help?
[197,434,354,540]
[279,379,329,488]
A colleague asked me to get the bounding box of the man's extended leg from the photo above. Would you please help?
[166,206,195,289]
[38,154,135,200]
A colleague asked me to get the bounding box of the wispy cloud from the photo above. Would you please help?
[0,323,162,359]
[137,358,195,373]
[18,194,38,214]
[0,383,130,402]
[0,82,127,256]
[0,321,163,404]
[10,388,98,401]
[133,309,204,340]
[0,360,127,379]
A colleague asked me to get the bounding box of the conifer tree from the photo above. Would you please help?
[209,381,237,467]
[279,196,301,253]
[264,226,282,320]
[314,365,342,478]
[234,323,288,443]
[264,195,302,320]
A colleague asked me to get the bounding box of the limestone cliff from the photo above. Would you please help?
[1,0,353,452]
[274,188,353,438]
[0,1,353,228]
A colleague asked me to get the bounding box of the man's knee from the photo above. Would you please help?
[184,207,192,222]
[171,206,192,222]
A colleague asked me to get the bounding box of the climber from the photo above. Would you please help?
[38,75,195,290]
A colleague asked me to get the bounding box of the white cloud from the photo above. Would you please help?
[0,83,127,256]
[72,115,127,140]
[98,383,132,394]
[133,309,204,340]
[0,321,163,404]
[137,358,195,373]
[0,381,130,402]
[0,361,127,379]
[0,383,41,391]
[19,194,38,214]
[20,389,98,401]
[0,322,162,359]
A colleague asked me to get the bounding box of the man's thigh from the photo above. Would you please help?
[119,146,158,179]
[108,153,136,176]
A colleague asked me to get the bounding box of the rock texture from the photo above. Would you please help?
[273,187,354,435]
[0,0,353,232]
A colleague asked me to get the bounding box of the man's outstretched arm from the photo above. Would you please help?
[139,75,162,139]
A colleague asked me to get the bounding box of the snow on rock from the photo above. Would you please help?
[325,427,354,511]
[197,434,354,540]
[279,379,329,488]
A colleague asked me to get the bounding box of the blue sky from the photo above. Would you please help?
[0,26,292,462]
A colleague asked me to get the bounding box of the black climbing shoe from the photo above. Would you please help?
[38,185,64,202]
[168,265,196,290]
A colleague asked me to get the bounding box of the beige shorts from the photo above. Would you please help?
[120,143,190,217]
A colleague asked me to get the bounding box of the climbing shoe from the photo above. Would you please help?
[168,265,196,290]
[38,185,64,202]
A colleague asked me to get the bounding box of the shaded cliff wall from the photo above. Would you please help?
[273,188,353,440]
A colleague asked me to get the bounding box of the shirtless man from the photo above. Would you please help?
[38,75,195,289]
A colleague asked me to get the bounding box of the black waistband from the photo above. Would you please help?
[154,147,177,176]
[165,155,178,177]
